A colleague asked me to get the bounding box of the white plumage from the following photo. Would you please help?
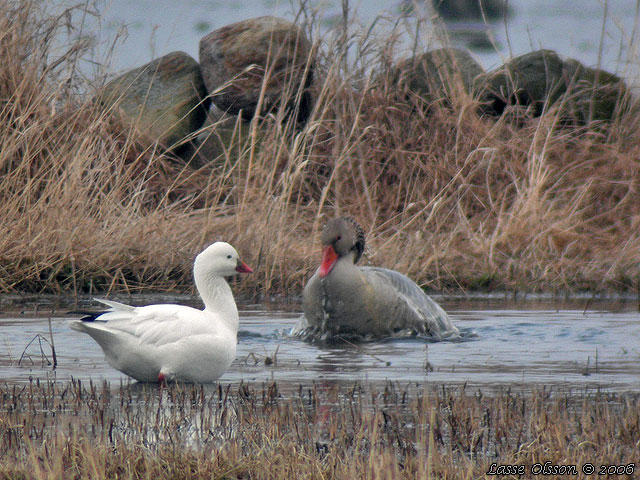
[71,242,252,383]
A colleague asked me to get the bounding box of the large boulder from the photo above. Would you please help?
[476,49,628,123]
[431,0,509,20]
[562,59,629,124]
[476,49,565,117]
[199,16,314,124]
[188,108,252,167]
[390,48,484,105]
[97,51,208,149]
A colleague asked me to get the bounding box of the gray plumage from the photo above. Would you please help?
[293,217,459,341]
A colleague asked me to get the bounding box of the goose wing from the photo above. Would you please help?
[74,300,216,347]
[361,267,459,338]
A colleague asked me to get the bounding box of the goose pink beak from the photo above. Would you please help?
[319,245,338,278]
[236,259,253,273]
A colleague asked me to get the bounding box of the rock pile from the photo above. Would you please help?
[96,16,631,161]
[98,16,314,157]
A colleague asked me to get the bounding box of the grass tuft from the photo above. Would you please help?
[1,1,639,297]
[0,380,638,479]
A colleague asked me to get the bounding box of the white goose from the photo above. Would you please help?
[293,217,459,341]
[71,242,253,383]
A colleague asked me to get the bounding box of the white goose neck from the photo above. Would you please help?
[194,270,239,332]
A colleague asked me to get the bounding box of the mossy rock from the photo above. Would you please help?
[179,104,272,168]
[199,16,314,124]
[475,49,565,117]
[475,49,628,123]
[390,48,484,106]
[97,51,208,150]
[561,59,628,124]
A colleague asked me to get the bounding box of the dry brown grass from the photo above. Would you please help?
[1,1,639,297]
[0,380,638,479]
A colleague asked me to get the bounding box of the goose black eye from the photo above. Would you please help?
[227,254,232,259]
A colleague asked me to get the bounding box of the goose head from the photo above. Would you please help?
[194,242,253,280]
[318,217,365,278]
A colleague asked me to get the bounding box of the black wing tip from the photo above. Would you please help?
[67,310,107,322]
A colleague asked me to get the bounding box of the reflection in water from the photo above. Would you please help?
[0,296,638,393]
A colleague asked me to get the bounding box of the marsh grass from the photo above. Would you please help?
[0,379,638,479]
[1,1,639,297]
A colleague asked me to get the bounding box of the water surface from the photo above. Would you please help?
[2,295,638,393]
[70,0,640,82]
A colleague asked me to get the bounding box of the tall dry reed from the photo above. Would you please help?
[2,1,639,297]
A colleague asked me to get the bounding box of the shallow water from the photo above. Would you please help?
[1,295,638,393]
[72,0,640,83]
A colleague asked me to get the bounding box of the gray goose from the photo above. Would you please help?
[293,217,459,341]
